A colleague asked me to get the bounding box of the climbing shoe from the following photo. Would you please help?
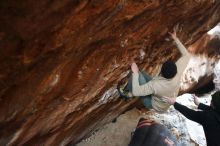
[117,83,133,100]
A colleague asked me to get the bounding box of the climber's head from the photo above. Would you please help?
[161,60,177,79]
[211,91,220,112]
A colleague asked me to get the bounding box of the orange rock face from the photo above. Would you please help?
[0,0,220,145]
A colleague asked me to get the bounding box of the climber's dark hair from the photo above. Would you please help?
[161,60,177,79]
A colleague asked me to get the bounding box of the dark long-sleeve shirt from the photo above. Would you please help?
[174,102,220,146]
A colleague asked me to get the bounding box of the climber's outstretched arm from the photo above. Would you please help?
[169,27,189,56]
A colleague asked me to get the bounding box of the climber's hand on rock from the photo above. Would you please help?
[131,62,139,74]
[169,25,178,39]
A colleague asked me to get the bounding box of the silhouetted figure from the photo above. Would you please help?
[162,91,220,146]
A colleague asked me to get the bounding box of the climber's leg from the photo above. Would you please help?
[118,70,153,106]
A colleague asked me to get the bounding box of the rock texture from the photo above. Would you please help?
[0,0,220,145]
[181,31,220,94]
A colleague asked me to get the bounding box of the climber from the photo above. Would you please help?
[162,91,220,146]
[117,26,191,113]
